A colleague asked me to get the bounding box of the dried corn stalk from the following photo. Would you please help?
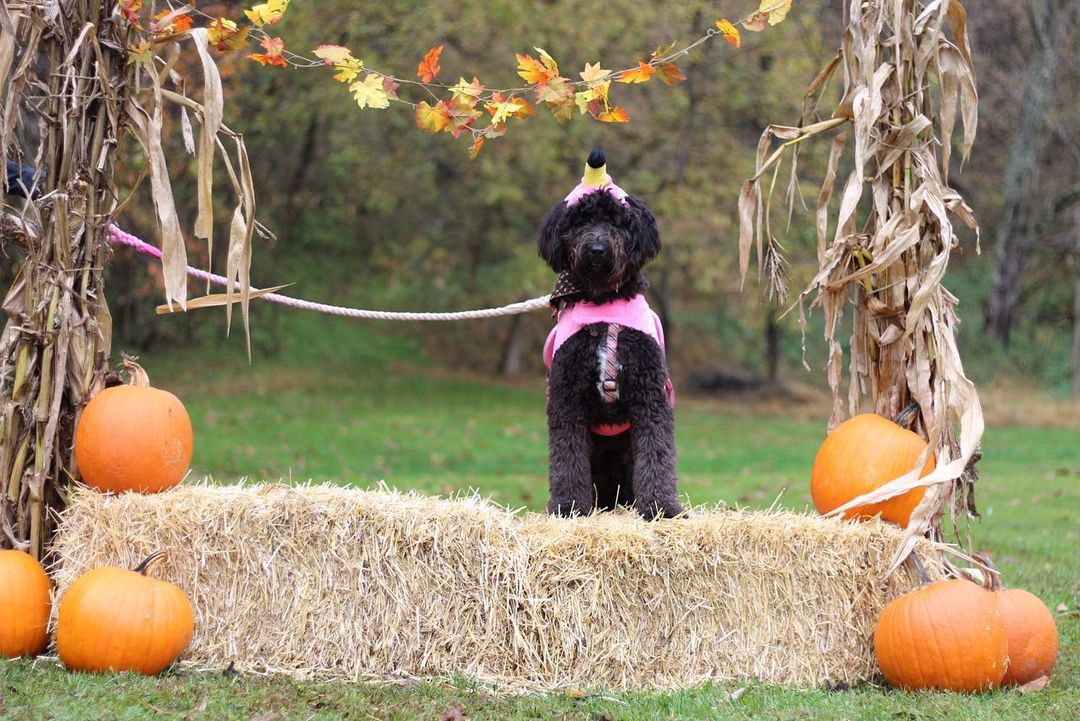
[739,0,982,573]
[0,2,258,559]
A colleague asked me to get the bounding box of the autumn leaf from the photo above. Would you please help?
[314,45,357,66]
[597,107,630,123]
[580,62,612,89]
[657,62,687,85]
[244,0,289,27]
[450,76,485,106]
[511,98,536,119]
[485,94,525,125]
[249,35,287,67]
[536,77,574,121]
[446,96,483,138]
[415,100,451,132]
[469,136,484,160]
[745,0,792,31]
[650,41,677,60]
[120,0,141,26]
[574,88,598,115]
[516,48,559,85]
[151,7,192,35]
[349,74,391,109]
[208,18,249,51]
[763,0,793,25]
[382,77,401,99]
[616,61,655,84]
[716,19,741,48]
[127,40,153,65]
[417,45,444,83]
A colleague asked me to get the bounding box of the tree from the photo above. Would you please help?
[984,0,1080,344]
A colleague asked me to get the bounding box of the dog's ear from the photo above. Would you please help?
[538,202,569,272]
[624,195,661,268]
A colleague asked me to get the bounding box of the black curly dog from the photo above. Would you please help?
[539,150,683,520]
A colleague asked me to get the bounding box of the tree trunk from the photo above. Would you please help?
[1072,253,1080,399]
[986,0,1079,344]
[0,1,129,559]
[765,310,780,385]
[499,313,527,377]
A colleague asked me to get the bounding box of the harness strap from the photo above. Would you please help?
[597,322,622,404]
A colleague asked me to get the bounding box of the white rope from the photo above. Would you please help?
[107,224,551,320]
[262,291,553,321]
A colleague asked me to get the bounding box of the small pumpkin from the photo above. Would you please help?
[56,551,194,675]
[0,550,51,658]
[75,356,193,494]
[874,578,1008,692]
[810,412,935,527]
[997,587,1059,685]
[971,555,1061,686]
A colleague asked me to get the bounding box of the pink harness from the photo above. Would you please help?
[544,295,674,436]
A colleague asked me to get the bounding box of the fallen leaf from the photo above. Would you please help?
[1016,676,1051,694]
[417,44,443,83]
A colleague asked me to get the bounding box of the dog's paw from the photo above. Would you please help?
[636,500,688,521]
[548,499,589,517]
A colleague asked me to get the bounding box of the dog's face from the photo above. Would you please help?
[538,190,661,293]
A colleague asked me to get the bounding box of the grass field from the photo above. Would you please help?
[2,317,1077,720]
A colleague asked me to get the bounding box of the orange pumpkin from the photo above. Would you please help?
[810,413,935,527]
[0,550,51,658]
[56,551,195,675]
[75,358,192,494]
[995,587,1059,685]
[874,579,1008,692]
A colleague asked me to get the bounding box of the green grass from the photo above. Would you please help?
[2,318,1077,720]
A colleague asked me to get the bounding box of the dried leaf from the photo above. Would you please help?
[155,285,290,315]
[190,28,223,273]
[737,181,757,289]
[1016,676,1051,694]
[129,67,187,310]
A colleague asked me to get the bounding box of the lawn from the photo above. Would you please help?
[2,317,1077,720]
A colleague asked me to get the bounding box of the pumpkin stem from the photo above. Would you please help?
[120,353,151,388]
[971,551,1002,591]
[133,550,168,575]
[892,402,921,431]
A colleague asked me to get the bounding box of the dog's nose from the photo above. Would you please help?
[588,242,606,256]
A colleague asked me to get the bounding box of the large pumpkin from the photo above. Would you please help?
[874,579,1008,692]
[995,587,1059,685]
[0,550,51,658]
[56,551,195,675]
[810,413,935,527]
[75,358,192,493]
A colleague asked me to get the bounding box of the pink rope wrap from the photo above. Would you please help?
[106,225,550,321]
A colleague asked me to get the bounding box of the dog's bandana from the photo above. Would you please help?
[543,294,675,435]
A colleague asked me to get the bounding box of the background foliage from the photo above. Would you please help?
[92,0,1079,399]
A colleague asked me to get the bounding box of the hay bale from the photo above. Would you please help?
[50,483,944,690]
